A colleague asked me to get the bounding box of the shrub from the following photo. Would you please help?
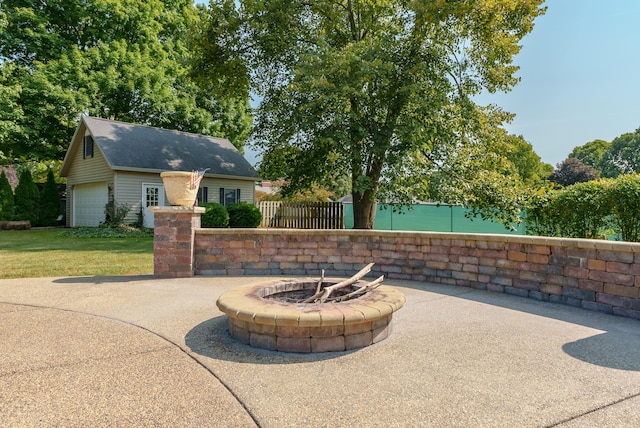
[0,171,14,221]
[525,180,612,239]
[227,202,262,228]
[104,198,131,227]
[551,181,611,239]
[607,174,640,242]
[39,169,61,227]
[14,168,39,225]
[525,192,559,237]
[133,205,144,229]
[201,202,229,228]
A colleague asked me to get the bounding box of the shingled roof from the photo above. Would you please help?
[61,116,258,179]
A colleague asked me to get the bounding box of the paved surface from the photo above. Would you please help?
[1,275,640,427]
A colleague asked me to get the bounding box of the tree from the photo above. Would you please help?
[503,134,553,186]
[39,169,61,226]
[13,168,39,225]
[257,181,337,202]
[0,170,14,221]
[194,0,546,228]
[569,139,618,178]
[608,128,640,175]
[549,158,599,187]
[0,0,252,162]
[0,63,24,162]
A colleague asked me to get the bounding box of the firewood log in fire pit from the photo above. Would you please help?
[303,263,384,304]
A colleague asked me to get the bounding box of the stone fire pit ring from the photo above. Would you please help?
[216,279,406,353]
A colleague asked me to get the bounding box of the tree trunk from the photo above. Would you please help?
[352,190,377,229]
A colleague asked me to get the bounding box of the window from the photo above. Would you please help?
[83,135,94,158]
[219,188,240,206]
[146,186,159,208]
[197,187,208,205]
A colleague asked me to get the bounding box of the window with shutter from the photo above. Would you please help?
[219,188,241,206]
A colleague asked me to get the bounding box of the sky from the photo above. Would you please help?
[477,0,640,167]
[197,1,640,168]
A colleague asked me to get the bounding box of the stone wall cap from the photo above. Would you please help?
[149,206,205,214]
[195,228,640,252]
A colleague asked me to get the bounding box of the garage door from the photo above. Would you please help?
[73,182,108,227]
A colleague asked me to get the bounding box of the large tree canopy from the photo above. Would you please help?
[194,0,546,228]
[502,134,552,187]
[609,128,640,176]
[0,0,252,162]
[548,157,599,187]
[566,129,640,180]
[568,139,617,178]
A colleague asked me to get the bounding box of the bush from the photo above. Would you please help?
[104,198,131,227]
[526,180,612,239]
[227,202,262,228]
[0,171,14,221]
[552,181,611,239]
[39,169,61,227]
[201,202,229,228]
[525,192,559,237]
[133,205,144,229]
[14,168,39,225]
[607,174,640,242]
[526,179,616,240]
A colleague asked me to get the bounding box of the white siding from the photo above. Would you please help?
[112,173,256,225]
[200,177,255,205]
[114,171,165,224]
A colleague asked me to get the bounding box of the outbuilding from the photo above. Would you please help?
[60,116,258,227]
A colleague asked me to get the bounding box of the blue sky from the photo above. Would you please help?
[478,0,640,166]
[197,1,640,168]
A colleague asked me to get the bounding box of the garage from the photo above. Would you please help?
[72,182,108,227]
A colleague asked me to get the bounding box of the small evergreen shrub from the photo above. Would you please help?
[227,202,262,228]
[14,169,39,225]
[201,202,229,228]
[0,171,14,221]
[39,169,61,226]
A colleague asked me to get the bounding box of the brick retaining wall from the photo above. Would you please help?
[193,228,640,320]
[150,207,640,320]
[151,206,204,278]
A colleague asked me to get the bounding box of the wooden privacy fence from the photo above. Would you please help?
[257,201,344,229]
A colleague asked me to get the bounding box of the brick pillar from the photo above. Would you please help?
[150,206,205,278]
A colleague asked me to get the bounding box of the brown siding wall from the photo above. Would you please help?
[64,132,114,226]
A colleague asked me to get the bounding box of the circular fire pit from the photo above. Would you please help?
[216,279,405,353]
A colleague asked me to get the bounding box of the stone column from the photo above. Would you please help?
[150,206,205,278]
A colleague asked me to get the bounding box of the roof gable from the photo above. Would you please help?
[62,117,258,179]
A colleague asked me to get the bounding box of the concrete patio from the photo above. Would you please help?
[1,275,639,427]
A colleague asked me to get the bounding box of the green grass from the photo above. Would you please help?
[0,228,154,279]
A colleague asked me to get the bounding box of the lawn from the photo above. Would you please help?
[0,228,154,279]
